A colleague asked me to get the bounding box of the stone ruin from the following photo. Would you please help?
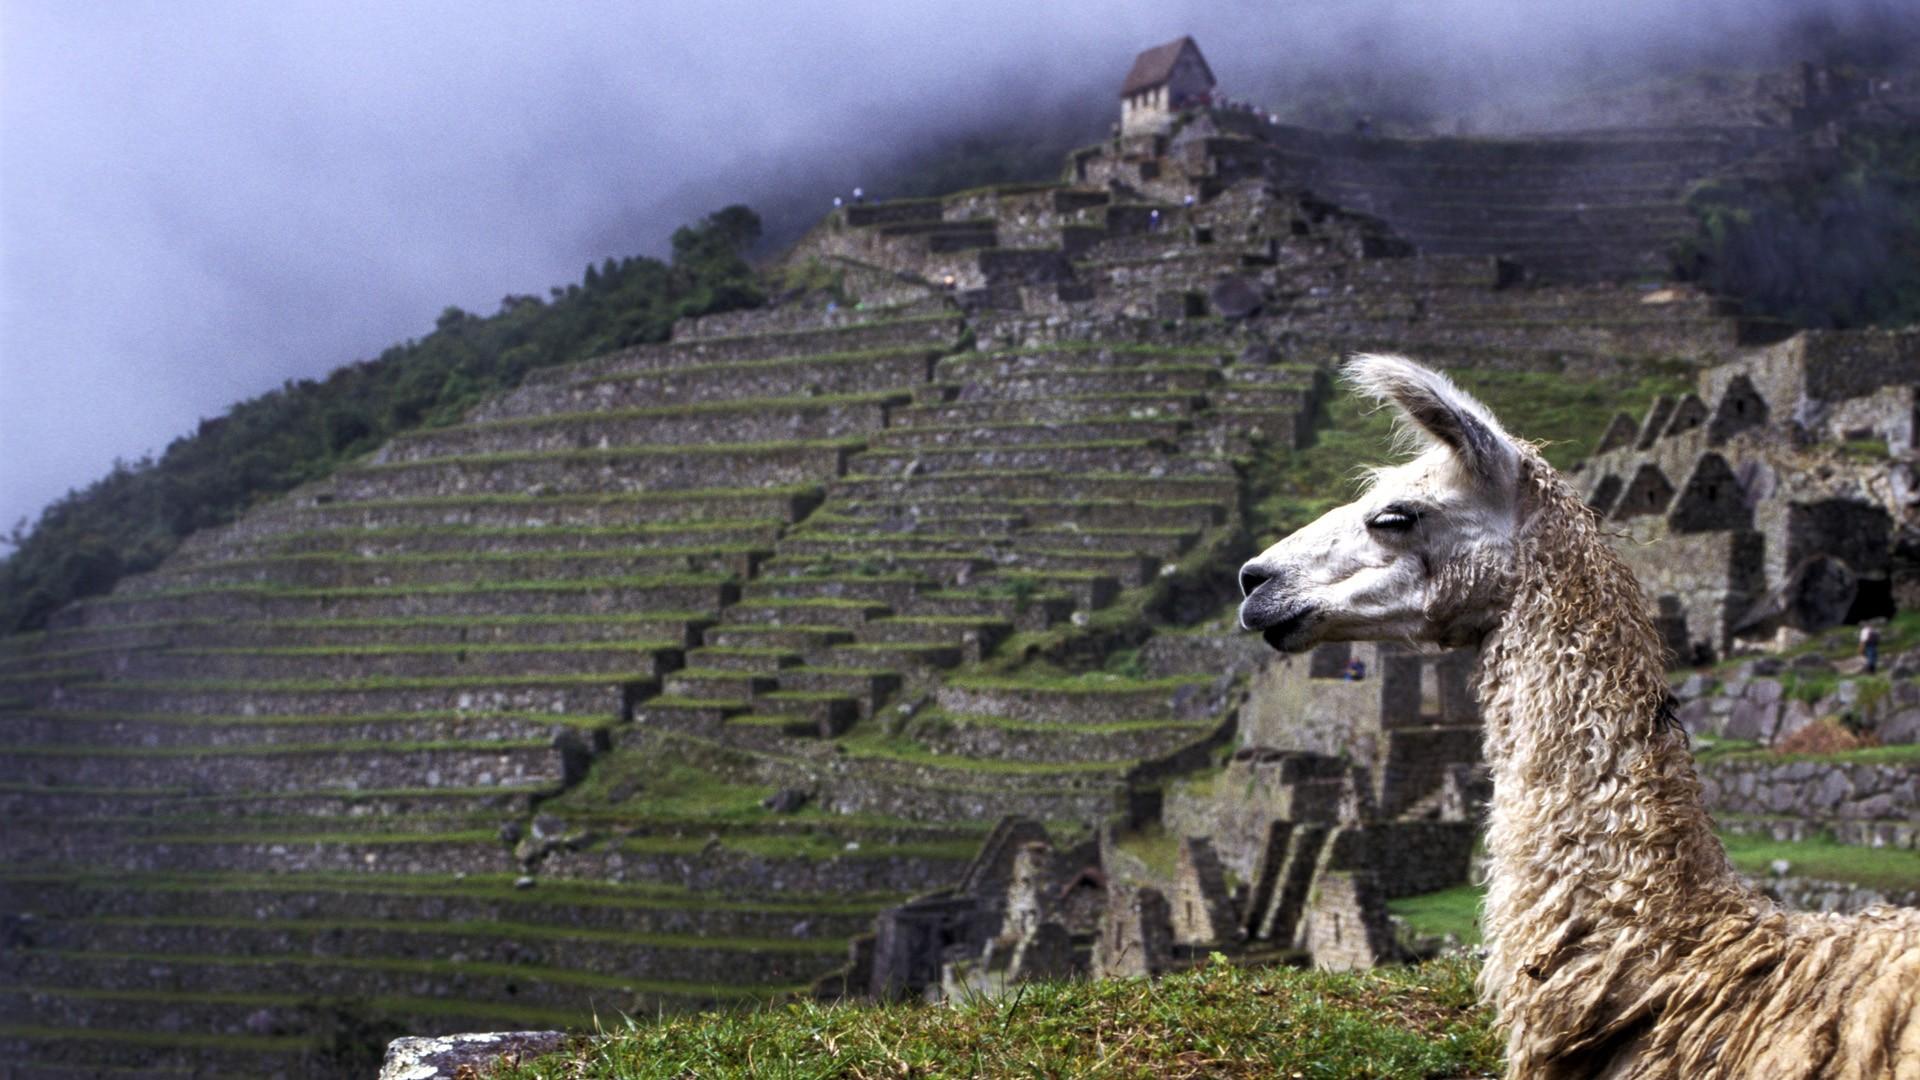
[847,638,1487,999]
[1577,330,1920,663]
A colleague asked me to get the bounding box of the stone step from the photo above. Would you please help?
[975,570,1121,611]
[700,624,856,651]
[124,547,765,594]
[24,915,842,986]
[532,315,964,383]
[682,646,803,674]
[0,1026,311,1078]
[46,613,714,651]
[869,417,1187,449]
[1001,548,1158,587]
[776,532,993,558]
[772,667,902,720]
[0,868,860,937]
[0,741,567,793]
[333,440,857,500]
[853,616,1013,662]
[0,705,581,750]
[829,470,1236,507]
[180,520,787,565]
[64,576,737,627]
[57,674,645,718]
[848,443,1231,479]
[740,574,928,608]
[115,643,681,683]
[662,669,780,700]
[0,984,592,1043]
[631,696,750,732]
[934,347,1228,381]
[1009,525,1199,560]
[899,589,1075,631]
[908,710,1224,765]
[14,830,518,876]
[378,395,903,463]
[742,693,861,737]
[797,511,1025,538]
[189,487,823,541]
[944,365,1220,400]
[759,552,986,586]
[826,642,966,673]
[832,494,1224,532]
[0,786,543,821]
[485,350,939,419]
[718,599,893,628]
[934,675,1227,725]
[890,392,1205,428]
[0,951,761,1026]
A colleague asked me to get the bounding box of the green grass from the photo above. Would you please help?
[1387,885,1485,946]
[1694,741,1920,766]
[491,955,1498,1080]
[391,393,905,435]
[80,913,846,954]
[364,438,864,471]
[580,346,941,386]
[945,673,1214,694]
[0,737,552,758]
[0,868,898,912]
[19,946,808,1001]
[1718,831,1920,893]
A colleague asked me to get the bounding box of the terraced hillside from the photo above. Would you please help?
[0,113,1769,1076]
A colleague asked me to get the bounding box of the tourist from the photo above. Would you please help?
[1860,622,1882,673]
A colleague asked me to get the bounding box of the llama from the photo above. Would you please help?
[1237,355,1920,1079]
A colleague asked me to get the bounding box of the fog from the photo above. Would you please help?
[1,0,1909,545]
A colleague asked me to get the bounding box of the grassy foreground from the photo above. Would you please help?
[491,955,1499,1079]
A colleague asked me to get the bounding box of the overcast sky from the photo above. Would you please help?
[0,0,1906,545]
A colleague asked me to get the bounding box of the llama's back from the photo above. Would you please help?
[1655,906,1920,1079]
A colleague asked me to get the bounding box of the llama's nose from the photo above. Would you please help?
[1239,562,1270,599]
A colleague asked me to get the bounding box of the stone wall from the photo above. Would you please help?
[1700,757,1919,825]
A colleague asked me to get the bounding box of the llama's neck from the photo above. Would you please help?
[1474,485,1753,1009]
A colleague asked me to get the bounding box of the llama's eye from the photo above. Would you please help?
[1367,507,1419,532]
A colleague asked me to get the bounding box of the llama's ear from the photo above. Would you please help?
[1344,354,1515,482]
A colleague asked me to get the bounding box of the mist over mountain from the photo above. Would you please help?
[3,0,1914,543]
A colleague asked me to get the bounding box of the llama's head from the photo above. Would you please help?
[1240,354,1530,652]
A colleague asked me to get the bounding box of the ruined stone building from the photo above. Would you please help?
[1578,331,1920,662]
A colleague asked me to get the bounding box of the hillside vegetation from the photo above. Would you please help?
[0,208,766,634]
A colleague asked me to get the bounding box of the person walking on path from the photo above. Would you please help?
[1859,621,1882,673]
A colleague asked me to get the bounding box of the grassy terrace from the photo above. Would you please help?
[353,438,865,471]
[74,914,847,955]
[58,673,645,693]
[13,948,810,1003]
[155,546,769,570]
[493,956,1497,1080]
[3,737,550,759]
[161,641,678,658]
[71,573,734,602]
[2,984,589,1032]
[280,485,823,510]
[390,391,908,433]
[574,346,942,387]
[0,708,610,729]
[0,869,897,911]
